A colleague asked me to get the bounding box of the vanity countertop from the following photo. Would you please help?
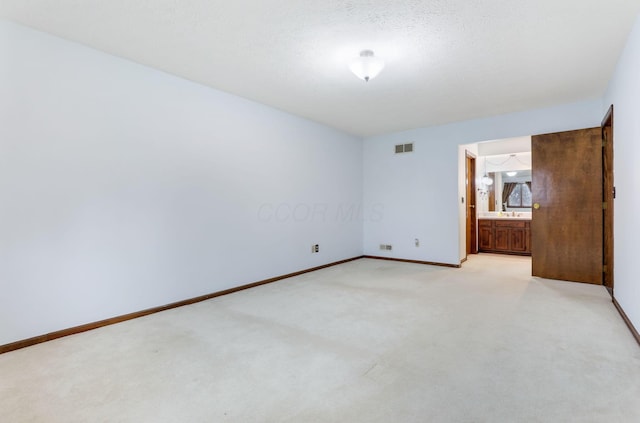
[478,212,532,221]
[479,216,531,221]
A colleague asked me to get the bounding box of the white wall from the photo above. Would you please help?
[477,136,531,156]
[603,15,640,332]
[0,21,363,345]
[3,16,635,348]
[363,100,603,265]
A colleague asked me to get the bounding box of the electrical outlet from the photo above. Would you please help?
[311,244,319,253]
[379,244,392,251]
[415,238,420,247]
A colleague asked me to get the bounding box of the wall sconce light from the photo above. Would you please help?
[482,157,494,186]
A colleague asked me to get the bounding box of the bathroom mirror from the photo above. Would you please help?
[486,169,532,212]
[477,152,532,213]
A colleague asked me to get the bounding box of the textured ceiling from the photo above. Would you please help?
[2,1,639,137]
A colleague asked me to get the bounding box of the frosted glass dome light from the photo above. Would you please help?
[349,50,385,82]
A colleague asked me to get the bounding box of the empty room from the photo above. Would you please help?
[1,1,640,422]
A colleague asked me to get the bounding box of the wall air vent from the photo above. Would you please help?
[395,143,414,154]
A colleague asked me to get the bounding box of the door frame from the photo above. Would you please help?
[465,151,478,256]
[602,105,614,294]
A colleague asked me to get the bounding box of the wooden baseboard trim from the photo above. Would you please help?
[613,296,640,347]
[362,255,461,268]
[460,257,468,265]
[0,256,363,355]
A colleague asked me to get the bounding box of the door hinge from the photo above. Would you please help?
[603,202,608,210]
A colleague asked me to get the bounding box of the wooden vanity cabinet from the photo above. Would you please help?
[478,219,531,256]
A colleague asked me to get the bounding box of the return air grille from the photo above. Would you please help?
[395,143,414,154]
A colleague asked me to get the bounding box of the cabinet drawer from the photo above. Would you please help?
[478,220,493,227]
[495,220,526,228]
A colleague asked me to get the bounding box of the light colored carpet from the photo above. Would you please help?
[1,255,639,422]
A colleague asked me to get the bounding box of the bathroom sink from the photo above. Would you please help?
[479,213,531,220]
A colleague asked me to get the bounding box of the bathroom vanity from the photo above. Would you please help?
[478,216,531,256]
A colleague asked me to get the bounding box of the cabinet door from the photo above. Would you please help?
[494,227,510,251]
[510,227,528,252]
[479,226,494,250]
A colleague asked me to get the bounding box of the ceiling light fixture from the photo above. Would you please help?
[506,171,518,177]
[349,50,384,82]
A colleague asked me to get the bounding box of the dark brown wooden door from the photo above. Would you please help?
[531,128,603,284]
[466,152,477,255]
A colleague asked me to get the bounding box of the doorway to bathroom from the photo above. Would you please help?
[461,109,615,287]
